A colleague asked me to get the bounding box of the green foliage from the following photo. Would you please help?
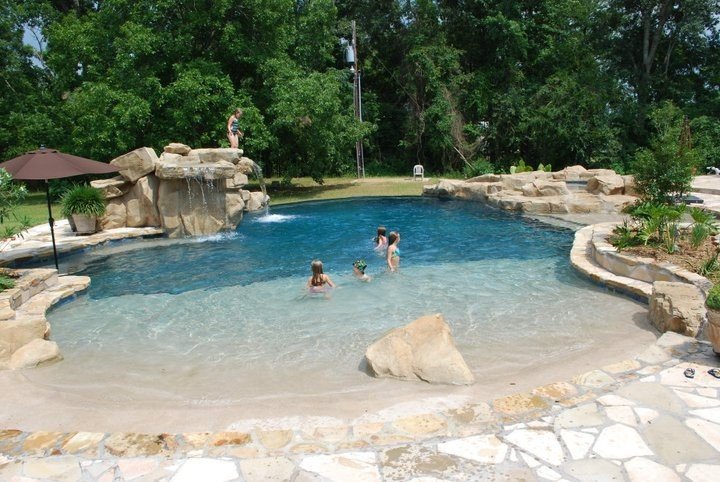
[609,220,642,250]
[0,167,31,243]
[0,274,15,291]
[691,117,720,170]
[0,168,28,224]
[60,184,106,217]
[632,103,697,204]
[509,159,533,174]
[266,60,371,182]
[689,207,719,248]
[1,0,719,179]
[464,158,494,178]
[706,284,720,311]
[612,202,687,253]
[699,254,720,278]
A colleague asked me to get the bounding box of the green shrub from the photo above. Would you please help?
[464,158,495,178]
[632,102,697,204]
[706,283,720,310]
[509,159,533,174]
[60,185,106,217]
[610,220,641,250]
[0,274,15,291]
[698,253,720,277]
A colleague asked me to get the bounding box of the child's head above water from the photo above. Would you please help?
[311,259,324,275]
[352,259,367,274]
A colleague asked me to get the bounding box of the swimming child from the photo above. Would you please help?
[307,259,336,292]
[374,226,388,251]
[352,259,371,282]
[387,231,401,272]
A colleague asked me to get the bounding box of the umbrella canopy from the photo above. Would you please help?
[0,147,120,271]
[0,147,119,180]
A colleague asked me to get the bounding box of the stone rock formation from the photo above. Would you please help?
[649,281,707,337]
[365,314,475,385]
[9,338,61,369]
[423,166,637,214]
[93,144,268,237]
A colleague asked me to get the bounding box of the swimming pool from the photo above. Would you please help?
[27,197,651,422]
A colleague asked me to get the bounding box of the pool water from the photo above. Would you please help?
[32,198,649,413]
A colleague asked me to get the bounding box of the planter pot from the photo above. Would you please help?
[706,308,720,355]
[71,214,97,235]
[66,215,77,232]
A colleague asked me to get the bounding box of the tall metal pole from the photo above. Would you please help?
[351,21,365,178]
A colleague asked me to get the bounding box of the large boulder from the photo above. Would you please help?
[246,191,267,212]
[9,339,61,369]
[556,165,588,181]
[188,148,243,164]
[125,175,160,227]
[0,316,47,352]
[521,180,571,197]
[157,179,226,237]
[90,176,132,200]
[467,173,502,183]
[100,198,128,230]
[622,175,637,196]
[586,174,625,195]
[365,314,475,385]
[225,192,245,227]
[163,143,191,155]
[111,147,158,183]
[649,281,706,337]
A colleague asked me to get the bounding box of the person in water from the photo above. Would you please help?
[307,259,336,292]
[352,259,371,282]
[387,231,401,272]
[374,226,388,250]
[227,108,244,149]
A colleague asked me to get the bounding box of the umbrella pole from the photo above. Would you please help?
[45,181,60,271]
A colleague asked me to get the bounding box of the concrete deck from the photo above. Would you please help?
[2,188,720,481]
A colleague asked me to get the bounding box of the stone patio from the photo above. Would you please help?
[0,332,718,481]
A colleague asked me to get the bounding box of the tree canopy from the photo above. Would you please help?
[2,0,718,180]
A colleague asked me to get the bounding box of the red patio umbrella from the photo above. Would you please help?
[0,147,120,270]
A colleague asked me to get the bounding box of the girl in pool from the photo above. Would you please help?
[386,231,401,272]
[374,226,387,251]
[307,259,336,292]
[352,259,371,282]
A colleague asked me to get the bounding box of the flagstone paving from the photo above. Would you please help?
[0,332,719,481]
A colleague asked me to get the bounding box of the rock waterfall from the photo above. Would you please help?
[92,143,268,237]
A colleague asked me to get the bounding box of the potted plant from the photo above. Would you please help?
[60,184,106,235]
[705,283,720,355]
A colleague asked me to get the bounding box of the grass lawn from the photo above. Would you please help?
[258,176,433,205]
[0,191,61,234]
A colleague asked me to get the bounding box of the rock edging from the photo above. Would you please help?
[423,166,637,215]
[571,222,718,342]
[0,269,90,370]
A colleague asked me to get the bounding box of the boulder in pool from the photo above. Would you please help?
[365,314,475,385]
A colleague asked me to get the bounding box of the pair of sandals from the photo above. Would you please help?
[684,367,720,379]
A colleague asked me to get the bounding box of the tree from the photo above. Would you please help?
[633,102,697,203]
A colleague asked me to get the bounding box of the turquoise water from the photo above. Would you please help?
[35,198,648,406]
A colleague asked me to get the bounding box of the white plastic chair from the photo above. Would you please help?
[413,164,425,181]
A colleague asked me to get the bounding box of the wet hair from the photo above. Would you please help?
[234,108,243,116]
[353,259,367,274]
[375,226,386,244]
[388,231,399,245]
[311,260,325,286]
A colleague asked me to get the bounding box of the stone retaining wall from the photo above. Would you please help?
[573,223,712,301]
